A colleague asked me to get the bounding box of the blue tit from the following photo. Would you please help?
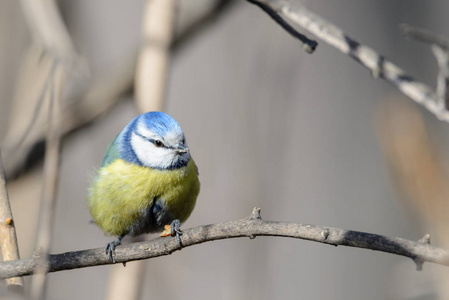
[88,111,200,262]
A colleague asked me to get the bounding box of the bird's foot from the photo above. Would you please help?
[105,236,123,263]
[170,219,183,246]
[159,219,183,247]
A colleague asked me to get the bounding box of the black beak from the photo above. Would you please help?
[176,144,189,154]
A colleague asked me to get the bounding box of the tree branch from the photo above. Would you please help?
[0,151,23,290]
[400,24,449,51]
[247,0,449,122]
[0,208,448,279]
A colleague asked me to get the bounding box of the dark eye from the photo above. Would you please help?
[154,140,163,147]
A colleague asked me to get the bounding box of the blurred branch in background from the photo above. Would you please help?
[0,0,236,180]
[376,97,449,245]
[16,0,82,298]
[20,0,76,58]
[1,0,86,179]
[0,208,448,280]
[376,96,449,297]
[0,152,23,291]
[134,0,176,113]
[247,0,449,122]
[29,62,64,300]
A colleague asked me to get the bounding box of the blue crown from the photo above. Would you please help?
[139,112,183,137]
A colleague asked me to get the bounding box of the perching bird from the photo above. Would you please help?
[88,111,200,263]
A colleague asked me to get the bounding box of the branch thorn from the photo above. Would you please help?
[413,257,424,271]
[418,234,431,245]
[250,207,262,220]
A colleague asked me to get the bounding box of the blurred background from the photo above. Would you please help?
[1,0,449,299]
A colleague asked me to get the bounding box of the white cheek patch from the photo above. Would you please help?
[130,132,177,169]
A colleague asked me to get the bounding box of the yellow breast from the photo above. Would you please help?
[88,159,200,236]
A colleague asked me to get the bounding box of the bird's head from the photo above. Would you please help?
[121,112,191,169]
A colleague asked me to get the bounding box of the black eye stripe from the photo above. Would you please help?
[134,131,171,149]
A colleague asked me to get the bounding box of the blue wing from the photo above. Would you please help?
[101,135,121,167]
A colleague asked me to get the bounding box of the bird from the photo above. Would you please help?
[87,111,200,263]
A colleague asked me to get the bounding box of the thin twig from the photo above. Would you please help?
[432,46,449,112]
[0,151,23,290]
[0,208,448,279]
[247,0,449,121]
[400,24,449,51]
[399,24,449,110]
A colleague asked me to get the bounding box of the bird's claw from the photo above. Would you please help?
[170,219,183,246]
[105,236,123,263]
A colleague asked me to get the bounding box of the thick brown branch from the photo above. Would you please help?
[247,0,449,121]
[0,210,448,279]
